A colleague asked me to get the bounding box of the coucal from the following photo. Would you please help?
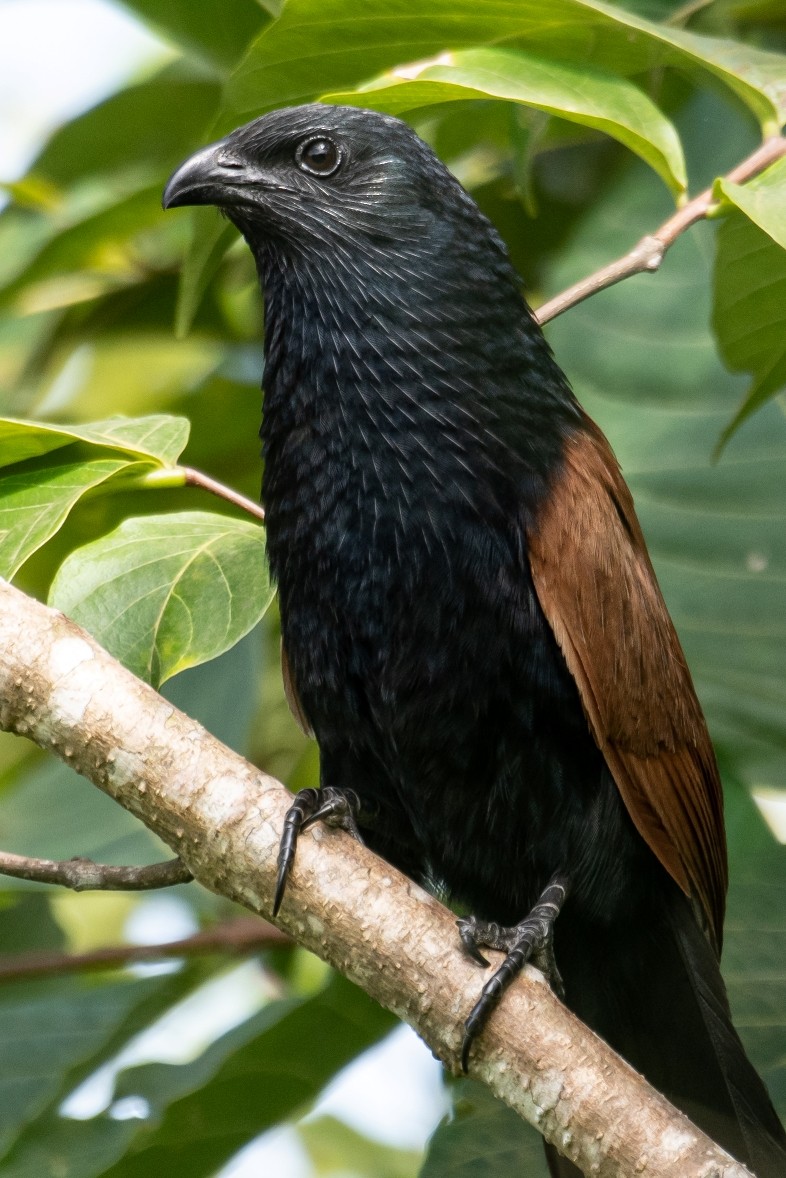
[164,105,786,1176]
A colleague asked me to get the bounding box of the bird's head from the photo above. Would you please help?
[163,103,479,260]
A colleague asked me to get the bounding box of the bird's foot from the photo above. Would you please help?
[457,872,570,1072]
[273,786,367,917]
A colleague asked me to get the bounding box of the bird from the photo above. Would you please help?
[163,103,786,1176]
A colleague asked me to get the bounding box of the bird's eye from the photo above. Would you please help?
[295,136,342,177]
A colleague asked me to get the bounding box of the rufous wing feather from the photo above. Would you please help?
[528,419,726,950]
[281,640,313,738]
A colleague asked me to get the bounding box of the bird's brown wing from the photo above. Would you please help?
[528,419,727,950]
[281,640,313,738]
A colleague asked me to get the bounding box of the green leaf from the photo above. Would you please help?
[299,1115,421,1178]
[102,972,394,1178]
[32,67,222,188]
[117,0,273,73]
[0,413,190,468]
[226,0,786,132]
[175,211,237,338]
[327,46,687,196]
[712,163,786,449]
[715,154,786,251]
[0,453,138,579]
[724,775,786,1111]
[0,972,394,1178]
[0,186,165,311]
[0,967,202,1166]
[49,512,273,688]
[0,751,163,870]
[421,1080,547,1177]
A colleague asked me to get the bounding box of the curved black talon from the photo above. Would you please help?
[457,915,491,967]
[459,872,569,1072]
[273,786,368,917]
[273,788,320,916]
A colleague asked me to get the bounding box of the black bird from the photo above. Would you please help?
[164,104,786,1176]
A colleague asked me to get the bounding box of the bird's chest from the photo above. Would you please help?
[266,428,501,721]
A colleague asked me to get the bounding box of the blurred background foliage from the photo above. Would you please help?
[1,0,786,1174]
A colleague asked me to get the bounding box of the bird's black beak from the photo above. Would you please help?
[162,139,247,210]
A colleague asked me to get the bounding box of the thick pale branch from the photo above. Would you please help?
[0,849,192,891]
[535,135,786,325]
[0,578,751,1178]
[0,916,289,981]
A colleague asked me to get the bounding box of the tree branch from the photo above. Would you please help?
[534,135,786,325]
[0,849,192,891]
[0,578,752,1178]
[0,916,289,982]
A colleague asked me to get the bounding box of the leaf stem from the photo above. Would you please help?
[181,466,266,523]
[123,465,266,523]
[534,135,786,326]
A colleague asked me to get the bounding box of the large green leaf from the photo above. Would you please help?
[0,186,166,312]
[0,972,394,1178]
[421,1080,547,1177]
[0,968,219,1173]
[715,155,786,251]
[724,775,786,1111]
[0,414,190,577]
[174,211,237,339]
[31,67,222,188]
[49,512,273,688]
[0,413,189,468]
[116,0,274,73]
[712,156,786,449]
[328,46,687,195]
[226,0,786,131]
[0,454,139,579]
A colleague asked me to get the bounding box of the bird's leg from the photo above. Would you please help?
[457,872,570,1071]
[273,787,378,916]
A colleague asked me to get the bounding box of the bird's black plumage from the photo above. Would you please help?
[164,104,786,1175]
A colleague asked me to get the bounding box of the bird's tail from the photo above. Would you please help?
[545,891,786,1178]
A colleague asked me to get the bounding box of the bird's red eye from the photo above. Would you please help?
[296,136,342,177]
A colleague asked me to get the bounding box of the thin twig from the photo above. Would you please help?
[182,466,265,522]
[535,135,786,325]
[0,917,290,982]
[0,850,192,891]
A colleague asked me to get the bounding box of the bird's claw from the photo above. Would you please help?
[458,872,569,1072]
[273,786,364,917]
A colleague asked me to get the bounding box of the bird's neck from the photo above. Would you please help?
[256,241,580,573]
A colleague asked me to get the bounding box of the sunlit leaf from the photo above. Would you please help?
[0,454,139,579]
[712,159,786,450]
[0,187,165,311]
[118,0,273,73]
[227,0,786,131]
[49,511,273,687]
[715,155,786,250]
[328,46,687,196]
[300,1115,421,1178]
[32,67,222,187]
[0,413,189,468]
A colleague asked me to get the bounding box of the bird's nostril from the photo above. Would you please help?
[217,153,245,171]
